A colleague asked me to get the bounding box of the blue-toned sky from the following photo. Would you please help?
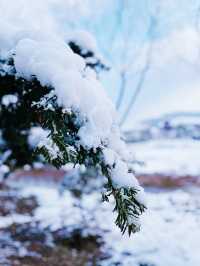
[73,0,200,128]
[52,0,200,128]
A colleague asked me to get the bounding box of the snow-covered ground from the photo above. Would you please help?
[132,139,200,176]
[1,137,200,265]
[1,182,200,266]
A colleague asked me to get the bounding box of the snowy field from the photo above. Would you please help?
[0,137,200,265]
[0,181,199,266]
[132,139,200,176]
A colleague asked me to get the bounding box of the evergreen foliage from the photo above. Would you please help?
[68,41,109,73]
[0,44,146,235]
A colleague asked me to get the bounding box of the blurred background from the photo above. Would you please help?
[1,1,200,265]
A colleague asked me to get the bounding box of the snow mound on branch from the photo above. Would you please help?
[0,0,144,195]
[14,38,116,149]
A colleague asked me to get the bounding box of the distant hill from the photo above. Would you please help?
[124,112,200,143]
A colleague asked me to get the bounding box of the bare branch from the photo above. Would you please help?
[119,14,158,126]
[116,71,127,110]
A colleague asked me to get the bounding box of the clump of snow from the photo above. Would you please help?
[28,127,50,148]
[103,148,116,166]
[1,94,18,106]
[111,159,139,188]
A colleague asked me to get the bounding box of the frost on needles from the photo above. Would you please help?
[0,4,146,235]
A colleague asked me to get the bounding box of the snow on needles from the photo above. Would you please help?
[0,0,144,198]
[14,38,115,149]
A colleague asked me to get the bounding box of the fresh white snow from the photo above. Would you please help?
[131,139,200,176]
[2,182,199,266]
[1,94,18,106]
